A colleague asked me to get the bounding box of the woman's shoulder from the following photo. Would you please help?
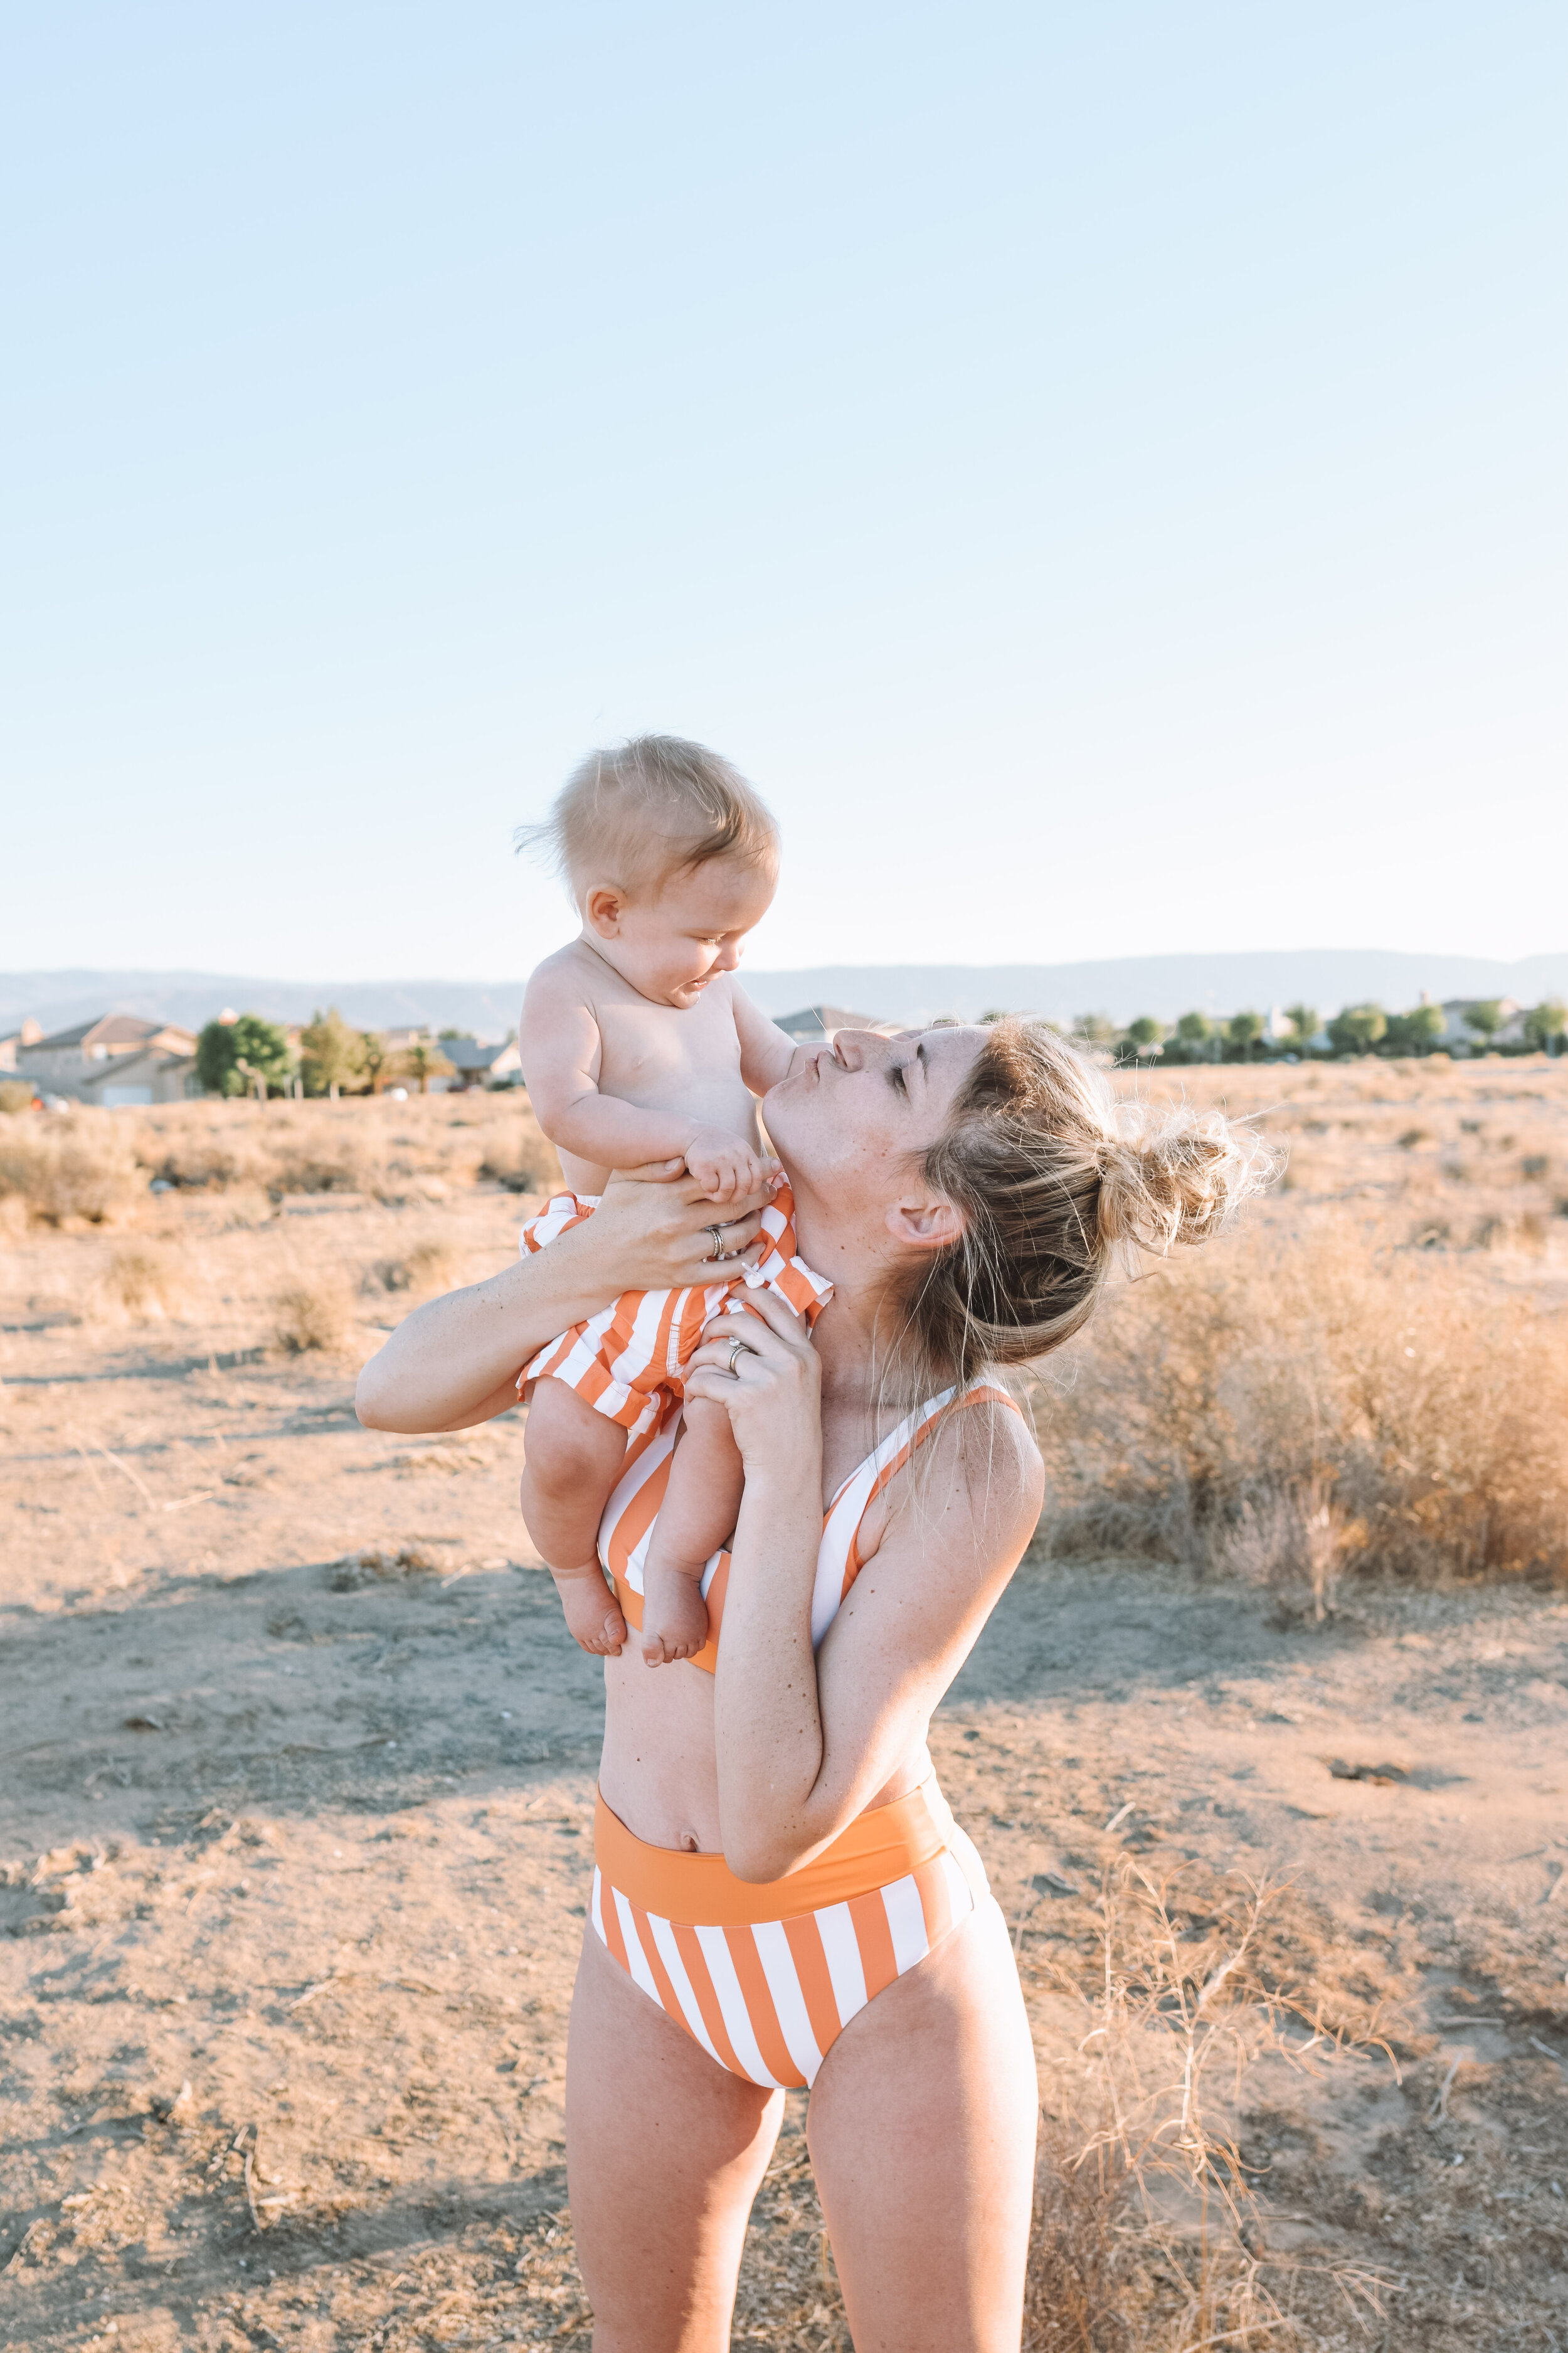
[853,1382,1043,1578]
[941,1383,1045,1517]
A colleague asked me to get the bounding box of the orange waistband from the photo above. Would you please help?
[592,1775,957,1926]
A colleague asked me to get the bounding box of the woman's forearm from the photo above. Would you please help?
[355,1167,773,1435]
[354,1221,623,1432]
[711,1460,831,1879]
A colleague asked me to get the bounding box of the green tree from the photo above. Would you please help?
[299,1007,368,1098]
[395,1038,456,1095]
[1283,1003,1319,1050]
[1327,1002,1387,1056]
[1463,999,1505,1046]
[358,1032,388,1094]
[438,1026,477,1043]
[1384,1001,1446,1055]
[1523,997,1568,1054]
[1125,1015,1165,1056]
[196,1013,294,1100]
[1073,1012,1117,1049]
[1226,1009,1266,1058]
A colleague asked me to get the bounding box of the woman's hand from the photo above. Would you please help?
[586,1162,772,1293]
[683,1288,823,1480]
[356,1162,772,1435]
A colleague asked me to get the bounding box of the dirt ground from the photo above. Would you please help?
[3,1069,1567,2349]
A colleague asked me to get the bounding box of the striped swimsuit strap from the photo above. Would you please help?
[596,1374,1023,1674]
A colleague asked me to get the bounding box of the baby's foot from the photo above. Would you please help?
[551,1564,628,1656]
[638,1563,710,1667]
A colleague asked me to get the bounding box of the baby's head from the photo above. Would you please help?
[522,735,780,1009]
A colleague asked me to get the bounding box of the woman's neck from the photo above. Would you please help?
[787,1173,914,1419]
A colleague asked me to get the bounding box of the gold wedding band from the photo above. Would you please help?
[706,1224,727,1263]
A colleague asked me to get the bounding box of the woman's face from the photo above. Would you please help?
[763,1025,987,1216]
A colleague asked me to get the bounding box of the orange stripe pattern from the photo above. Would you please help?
[517,1184,834,1438]
[590,1779,990,2088]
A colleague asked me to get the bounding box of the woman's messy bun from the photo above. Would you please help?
[896,1017,1274,1384]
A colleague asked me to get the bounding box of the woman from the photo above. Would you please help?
[357,1019,1261,2350]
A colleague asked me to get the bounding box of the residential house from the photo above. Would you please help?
[438,1038,523,1090]
[1439,997,1526,1049]
[19,1016,200,1105]
[0,1017,43,1073]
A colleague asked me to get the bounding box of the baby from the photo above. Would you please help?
[514,735,829,1664]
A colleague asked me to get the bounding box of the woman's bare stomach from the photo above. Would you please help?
[598,1648,929,1860]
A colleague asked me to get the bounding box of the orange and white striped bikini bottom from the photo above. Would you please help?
[590,1776,989,2089]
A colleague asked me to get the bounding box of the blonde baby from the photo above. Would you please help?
[514,735,826,1664]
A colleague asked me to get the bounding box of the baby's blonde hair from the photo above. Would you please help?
[517,734,778,906]
[891,1017,1274,1391]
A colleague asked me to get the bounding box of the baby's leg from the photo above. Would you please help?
[639,1398,744,1667]
[519,1381,630,1656]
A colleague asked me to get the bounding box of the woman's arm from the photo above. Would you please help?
[684,1295,1043,1881]
[355,1166,771,1435]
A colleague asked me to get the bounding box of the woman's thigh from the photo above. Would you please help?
[565,1928,784,2353]
[806,1896,1038,2353]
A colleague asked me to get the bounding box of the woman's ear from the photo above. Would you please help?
[585,884,624,938]
[886,1195,963,1251]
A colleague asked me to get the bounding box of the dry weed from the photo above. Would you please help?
[366,1237,458,1298]
[0,1115,144,1226]
[1026,1861,1396,2350]
[0,1093,556,1213]
[91,1246,175,1324]
[326,1546,441,1589]
[1037,1222,1568,1589]
[477,1131,556,1194]
[272,1275,353,1355]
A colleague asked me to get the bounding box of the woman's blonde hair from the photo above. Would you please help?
[516,733,778,905]
[891,1017,1273,1391]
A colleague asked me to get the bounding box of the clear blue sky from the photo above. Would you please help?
[3,3,1562,980]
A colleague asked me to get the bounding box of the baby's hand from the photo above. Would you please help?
[686,1128,778,1204]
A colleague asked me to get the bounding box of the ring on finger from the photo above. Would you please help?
[726,1336,748,1376]
[705,1223,728,1263]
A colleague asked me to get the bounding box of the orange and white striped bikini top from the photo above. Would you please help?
[596,1377,1022,1676]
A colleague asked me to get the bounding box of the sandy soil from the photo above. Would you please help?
[3,1078,1567,2348]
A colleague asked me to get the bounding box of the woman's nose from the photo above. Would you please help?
[831,1029,874,1069]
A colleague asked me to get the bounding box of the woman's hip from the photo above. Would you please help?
[588,1777,990,2090]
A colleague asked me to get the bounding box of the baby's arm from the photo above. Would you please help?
[522,962,763,1191]
[731,985,817,1097]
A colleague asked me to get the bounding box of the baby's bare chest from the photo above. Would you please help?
[595,992,747,1111]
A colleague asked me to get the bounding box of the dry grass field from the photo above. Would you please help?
[2,1063,1566,2350]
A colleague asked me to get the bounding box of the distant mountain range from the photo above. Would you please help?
[4,951,1565,1039]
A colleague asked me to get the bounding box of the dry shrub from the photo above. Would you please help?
[1037,1220,1568,1588]
[366,1238,458,1298]
[326,1545,440,1590]
[272,1275,352,1355]
[111,1093,556,1203]
[1025,1862,1394,2350]
[0,1080,34,1116]
[146,1117,373,1199]
[93,1246,175,1324]
[478,1126,556,1195]
[0,1113,144,1226]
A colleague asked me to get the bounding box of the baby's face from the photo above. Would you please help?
[588,858,776,1008]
